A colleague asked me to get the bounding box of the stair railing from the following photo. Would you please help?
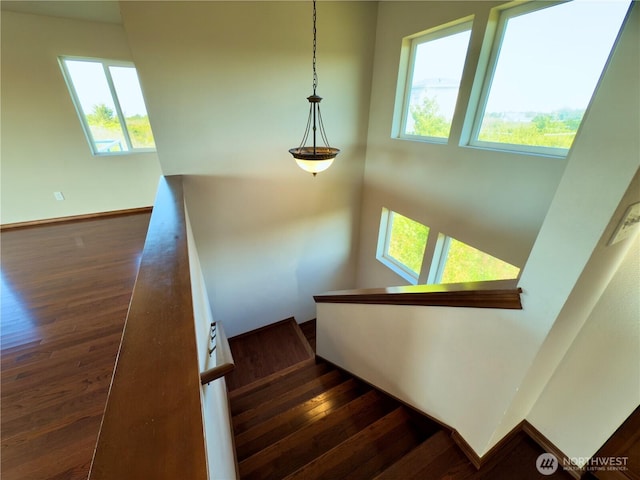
[200,321,235,384]
[89,175,236,480]
[312,279,524,466]
[314,279,522,309]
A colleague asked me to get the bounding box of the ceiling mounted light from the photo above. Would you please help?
[289,0,340,176]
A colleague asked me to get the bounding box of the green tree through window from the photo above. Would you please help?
[378,209,520,284]
[400,21,472,140]
[440,238,520,283]
[471,0,631,155]
[387,213,429,275]
[410,97,451,138]
[59,57,155,154]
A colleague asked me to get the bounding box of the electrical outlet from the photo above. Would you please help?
[53,191,65,201]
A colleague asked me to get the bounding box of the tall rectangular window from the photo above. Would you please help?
[399,20,472,141]
[469,0,631,156]
[59,57,156,155]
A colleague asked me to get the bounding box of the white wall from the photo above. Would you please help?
[186,205,236,480]
[0,11,162,224]
[528,234,639,467]
[356,1,567,289]
[516,170,640,465]
[319,0,639,459]
[121,1,378,336]
[317,302,533,454]
[491,2,640,446]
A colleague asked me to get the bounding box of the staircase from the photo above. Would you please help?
[227,320,476,480]
[226,319,578,479]
[230,357,476,479]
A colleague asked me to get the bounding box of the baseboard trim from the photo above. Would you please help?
[314,354,588,475]
[0,207,153,231]
[451,419,534,471]
[229,317,296,341]
[450,430,483,469]
[316,355,454,435]
[451,420,583,476]
[522,420,582,479]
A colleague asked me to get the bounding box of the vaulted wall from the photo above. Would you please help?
[348,0,640,459]
[355,1,568,288]
[120,1,378,336]
[0,11,161,224]
[1,1,638,464]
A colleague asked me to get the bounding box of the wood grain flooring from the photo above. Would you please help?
[230,320,576,480]
[226,318,315,392]
[1,213,150,480]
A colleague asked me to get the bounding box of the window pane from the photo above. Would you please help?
[440,238,519,283]
[476,0,630,152]
[109,66,156,149]
[64,60,128,152]
[405,27,471,139]
[387,213,429,275]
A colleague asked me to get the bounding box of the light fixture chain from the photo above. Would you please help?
[288,0,339,175]
[312,0,317,94]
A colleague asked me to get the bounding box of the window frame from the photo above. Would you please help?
[427,234,521,284]
[465,0,631,158]
[377,208,521,285]
[466,1,569,157]
[426,234,451,284]
[58,56,156,156]
[392,1,631,157]
[376,208,428,284]
[396,18,474,144]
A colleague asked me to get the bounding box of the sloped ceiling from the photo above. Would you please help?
[1,0,122,24]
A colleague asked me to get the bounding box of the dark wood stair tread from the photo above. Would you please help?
[283,407,426,480]
[230,361,331,416]
[229,320,582,480]
[232,368,349,434]
[235,377,370,461]
[226,318,315,392]
[238,389,397,480]
[374,429,475,480]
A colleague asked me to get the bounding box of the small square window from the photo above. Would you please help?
[469,0,631,156]
[377,209,429,283]
[59,57,156,155]
[398,20,472,142]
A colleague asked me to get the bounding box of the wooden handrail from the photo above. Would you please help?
[200,321,235,385]
[200,364,235,385]
[89,176,208,480]
[314,279,523,309]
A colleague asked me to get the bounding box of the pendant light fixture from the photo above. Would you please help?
[289,0,340,176]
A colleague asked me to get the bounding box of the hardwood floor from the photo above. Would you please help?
[230,320,575,479]
[4,215,623,479]
[226,318,315,392]
[1,213,150,480]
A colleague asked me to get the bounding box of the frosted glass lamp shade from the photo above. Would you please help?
[295,158,335,174]
[289,146,340,175]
